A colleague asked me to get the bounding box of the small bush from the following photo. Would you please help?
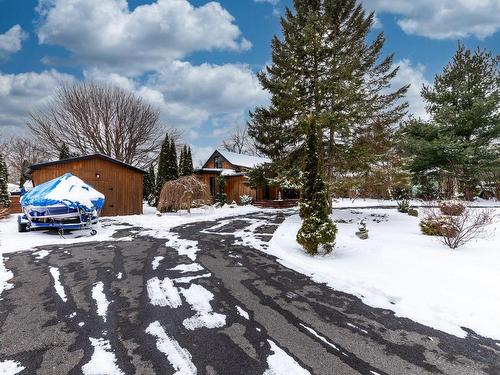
[407,208,418,217]
[421,207,493,249]
[439,200,465,216]
[240,194,253,205]
[397,199,410,213]
[420,216,449,236]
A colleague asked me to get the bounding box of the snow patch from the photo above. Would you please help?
[180,284,226,330]
[165,234,200,261]
[152,256,164,270]
[173,274,211,284]
[33,250,50,259]
[236,306,250,320]
[49,267,67,302]
[169,263,204,274]
[146,321,196,375]
[0,254,13,299]
[116,272,123,280]
[82,338,124,375]
[147,277,182,308]
[263,340,310,375]
[0,360,24,375]
[299,323,339,351]
[92,281,110,322]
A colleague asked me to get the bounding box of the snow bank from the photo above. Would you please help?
[0,254,13,300]
[267,208,500,339]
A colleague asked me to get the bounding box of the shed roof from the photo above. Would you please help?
[28,153,147,174]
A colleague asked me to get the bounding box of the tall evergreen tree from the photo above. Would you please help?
[400,43,499,200]
[296,116,337,255]
[143,164,156,206]
[179,145,194,176]
[249,0,408,186]
[59,144,71,160]
[179,145,186,175]
[155,133,170,204]
[167,139,179,180]
[0,154,10,208]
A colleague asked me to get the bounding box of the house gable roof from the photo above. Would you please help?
[28,153,147,174]
[203,149,271,169]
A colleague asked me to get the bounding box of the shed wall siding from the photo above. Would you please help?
[31,158,143,216]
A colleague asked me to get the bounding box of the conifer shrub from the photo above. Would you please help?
[296,117,337,255]
[214,176,227,207]
[0,154,10,209]
[407,208,418,217]
[397,199,410,213]
[240,194,253,205]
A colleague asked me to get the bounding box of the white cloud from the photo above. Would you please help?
[391,59,430,120]
[36,0,251,75]
[84,61,268,134]
[0,25,27,59]
[254,0,279,5]
[364,0,500,39]
[0,70,74,136]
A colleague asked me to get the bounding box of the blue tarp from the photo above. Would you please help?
[21,173,105,212]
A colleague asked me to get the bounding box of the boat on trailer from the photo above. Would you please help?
[18,173,105,235]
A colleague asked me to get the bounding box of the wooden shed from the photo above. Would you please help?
[27,154,146,217]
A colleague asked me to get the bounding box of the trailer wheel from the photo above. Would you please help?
[18,222,28,233]
[90,229,97,236]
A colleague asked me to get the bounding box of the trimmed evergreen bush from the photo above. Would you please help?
[296,116,337,255]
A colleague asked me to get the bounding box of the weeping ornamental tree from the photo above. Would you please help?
[249,0,408,192]
[297,116,337,255]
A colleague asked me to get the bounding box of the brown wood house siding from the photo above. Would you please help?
[8,194,21,214]
[30,158,143,217]
[196,173,256,204]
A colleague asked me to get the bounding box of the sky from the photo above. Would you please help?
[1,0,499,165]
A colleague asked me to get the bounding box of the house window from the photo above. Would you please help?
[214,156,222,169]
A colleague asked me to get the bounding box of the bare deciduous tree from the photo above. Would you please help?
[3,137,47,184]
[27,82,169,166]
[221,124,257,155]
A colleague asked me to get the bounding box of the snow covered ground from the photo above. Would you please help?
[266,206,500,340]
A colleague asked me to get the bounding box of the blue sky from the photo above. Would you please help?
[1,0,499,164]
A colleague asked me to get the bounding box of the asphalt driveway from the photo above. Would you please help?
[0,211,499,374]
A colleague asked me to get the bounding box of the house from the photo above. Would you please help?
[26,154,146,216]
[195,149,298,206]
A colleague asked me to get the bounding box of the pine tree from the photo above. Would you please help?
[186,147,194,175]
[59,144,71,160]
[166,139,179,181]
[400,43,499,200]
[0,154,10,208]
[179,145,186,176]
[296,116,337,255]
[179,145,194,176]
[249,0,408,187]
[143,164,156,205]
[155,133,170,205]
